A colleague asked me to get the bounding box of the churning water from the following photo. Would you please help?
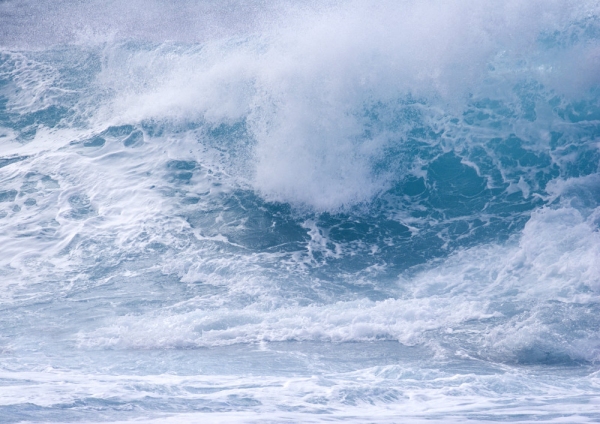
[1,1,600,422]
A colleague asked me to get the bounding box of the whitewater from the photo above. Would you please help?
[1,0,600,422]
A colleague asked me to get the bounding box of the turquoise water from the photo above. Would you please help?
[1,1,600,422]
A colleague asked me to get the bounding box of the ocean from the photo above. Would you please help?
[1,1,600,422]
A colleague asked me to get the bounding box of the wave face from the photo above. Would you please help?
[1,1,600,422]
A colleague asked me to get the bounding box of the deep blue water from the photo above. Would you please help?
[1,1,600,422]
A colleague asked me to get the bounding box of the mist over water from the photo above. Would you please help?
[1,1,600,422]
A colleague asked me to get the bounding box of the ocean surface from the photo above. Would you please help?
[1,1,600,422]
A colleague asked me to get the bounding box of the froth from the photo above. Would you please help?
[78,197,600,363]
[79,0,600,211]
